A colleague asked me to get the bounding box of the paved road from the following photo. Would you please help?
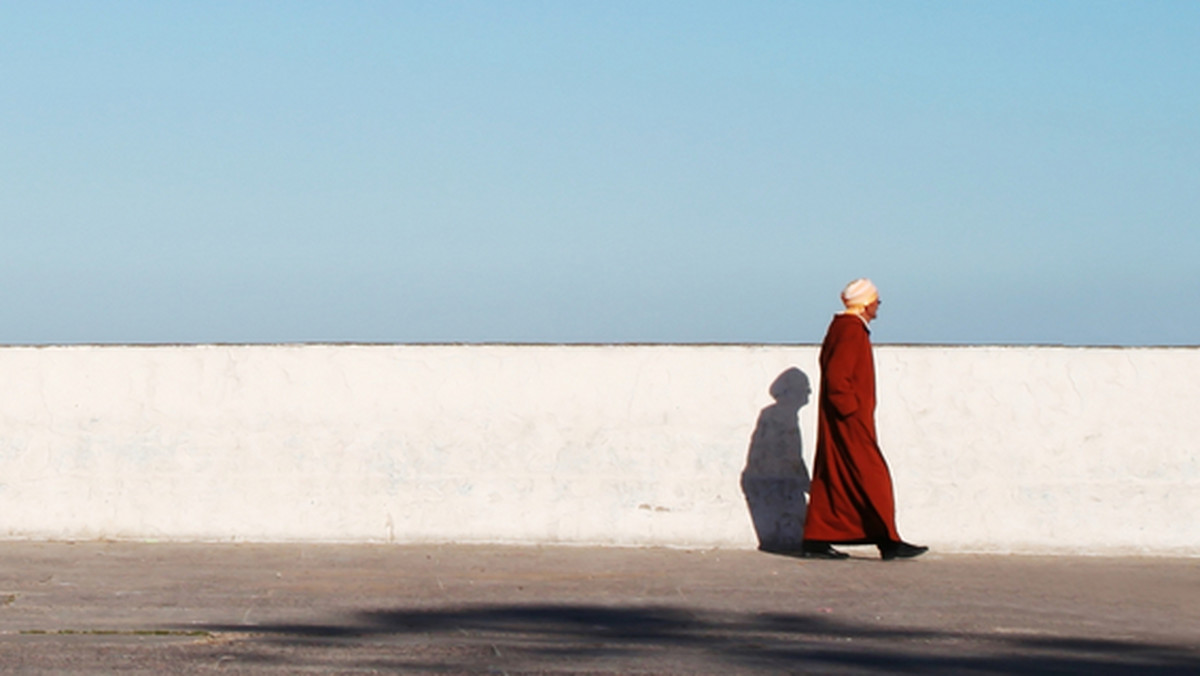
[1,542,1197,674]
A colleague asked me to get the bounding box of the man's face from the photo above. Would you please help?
[863,298,881,322]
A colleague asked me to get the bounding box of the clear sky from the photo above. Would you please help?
[3,1,1197,346]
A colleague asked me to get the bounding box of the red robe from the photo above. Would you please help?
[802,313,902,544]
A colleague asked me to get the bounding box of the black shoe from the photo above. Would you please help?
[800,541,850,560]
[879,541,928,561]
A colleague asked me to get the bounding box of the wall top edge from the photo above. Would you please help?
[0,342,1196,350]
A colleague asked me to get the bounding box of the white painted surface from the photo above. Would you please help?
[0,344,1196,555]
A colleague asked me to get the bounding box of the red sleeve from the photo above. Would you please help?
[823,321,864,418]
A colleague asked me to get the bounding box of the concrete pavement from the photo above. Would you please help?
[1,542,1198,674]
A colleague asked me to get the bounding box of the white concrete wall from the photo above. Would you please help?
[0,344,1196,555]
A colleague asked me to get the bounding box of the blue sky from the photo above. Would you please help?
[3,1,1197,345]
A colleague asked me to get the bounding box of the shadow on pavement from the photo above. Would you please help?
[192,603,1200,674]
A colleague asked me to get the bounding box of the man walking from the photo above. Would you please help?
[801,278,928,561]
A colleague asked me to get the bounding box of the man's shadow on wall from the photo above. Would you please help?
[741,367,811,554]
